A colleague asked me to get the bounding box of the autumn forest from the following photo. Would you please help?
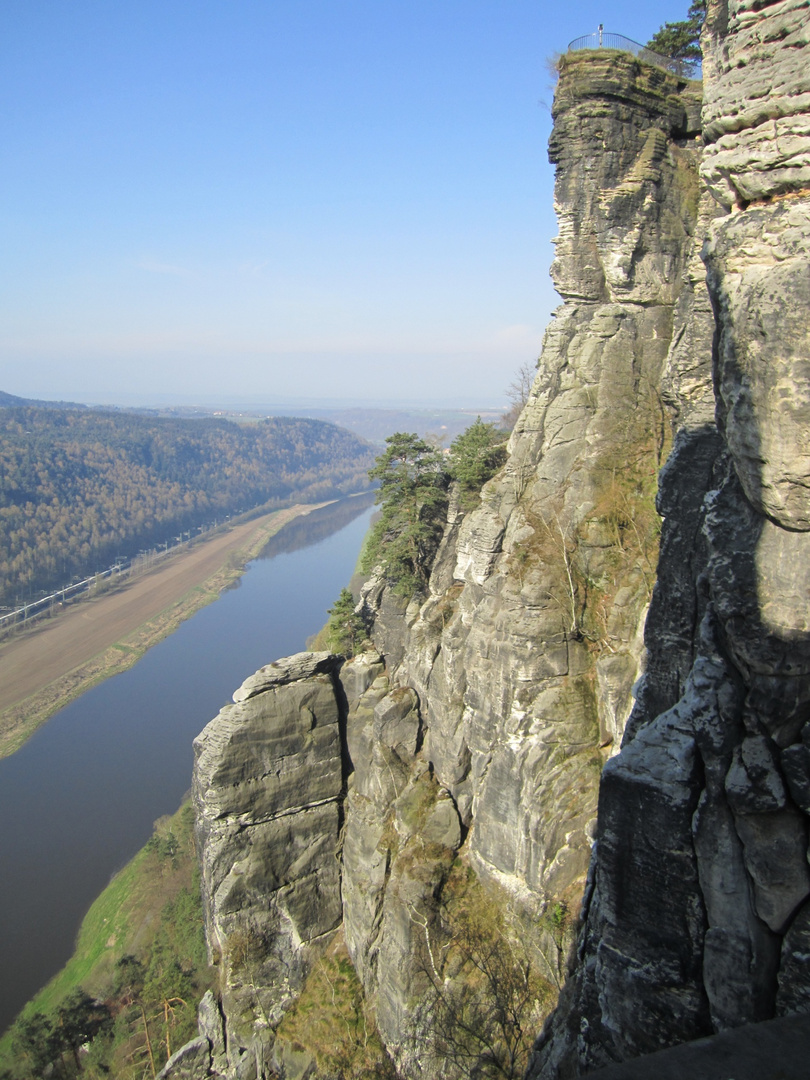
[0,404,375,609]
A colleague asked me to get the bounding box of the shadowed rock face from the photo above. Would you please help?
[531,3,810,1076]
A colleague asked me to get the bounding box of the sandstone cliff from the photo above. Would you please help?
[167,3,810,1076]
[532,1,810,1074]
[342,48,707,1069]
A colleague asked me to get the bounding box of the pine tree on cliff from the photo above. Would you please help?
[326,587,367,656]
[448,417,507,507]
[647,0,705,61]
[363,432,448,595]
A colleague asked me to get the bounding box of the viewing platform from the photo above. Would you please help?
[568,30,701,80]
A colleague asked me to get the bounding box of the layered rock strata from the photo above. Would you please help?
[171,44,714,1080]
[166,8,810,1075]
[346,48,708,1063]
[532,2,810,1075]
[192,653,347,1077]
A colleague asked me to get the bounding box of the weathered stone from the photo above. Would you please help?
[339,38,712,1071]
[189,4,810,1076]
[373,686,420,760]
[725,736,788,814]
[777,898,810,1014]
[781,741,810,813]
[693,792,780,1028]
[232,651,336,702]
[597,653,641,749]
[421,794,461,849]
[535,8,810,1070]
[197,990,227,1075]
[341,789,390,984]
[704,200,810,531]
[192,653,346,1071]
[338,649,385,708]
[156,1037,213,1080]
[702,0,810,208]
[732,808,810,933]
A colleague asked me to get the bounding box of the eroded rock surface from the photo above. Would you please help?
[531,3,810,1075]
[343,47,709,1065]
[192,652,346,1077]
[702,0,810,208]
[171,5,810,1077]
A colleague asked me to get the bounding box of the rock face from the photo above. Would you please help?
[341,47,708,1066]
[701,0,810,209]
[177,41,713,1080]
[192,653,347,1077]
[172,5,810,1077]
[531,3,810,1075]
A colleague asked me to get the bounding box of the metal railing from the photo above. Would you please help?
[568,31,701,80]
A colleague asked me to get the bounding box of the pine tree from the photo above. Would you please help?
[326,588,367,657]
[363,433,448,595]
[448,418,507,506]
[647,0,706,62]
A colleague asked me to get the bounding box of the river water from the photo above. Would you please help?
[0,495,375,1035]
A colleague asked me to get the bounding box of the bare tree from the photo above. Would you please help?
[407,883,552,1080]
[501,360,537,431]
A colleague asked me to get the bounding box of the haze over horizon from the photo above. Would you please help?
[1,1,688,409]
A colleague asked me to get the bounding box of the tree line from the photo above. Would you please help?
[0,406,375,608]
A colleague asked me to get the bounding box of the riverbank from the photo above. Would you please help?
[0,800,210,1070]
[0,502,329,761]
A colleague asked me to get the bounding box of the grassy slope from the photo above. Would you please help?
[0,801,214,1075]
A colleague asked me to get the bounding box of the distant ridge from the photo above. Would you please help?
[0,390,87,410]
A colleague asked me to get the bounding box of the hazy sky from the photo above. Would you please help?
[1,2,688,409]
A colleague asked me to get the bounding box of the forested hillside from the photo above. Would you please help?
[0,406,374,608]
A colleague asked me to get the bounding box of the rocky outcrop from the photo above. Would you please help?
[531,3,810,1075]
[701,0,810,209]
[192,652,347,1077]
[383,46,703,889]
[179,43,712,1080]
[337,46,709,1065]
[170,6,810,1077]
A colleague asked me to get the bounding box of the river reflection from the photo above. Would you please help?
[0,494,374,1035]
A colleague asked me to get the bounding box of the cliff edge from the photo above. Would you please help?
[532,1,810,1074]
[166,2,810,1076]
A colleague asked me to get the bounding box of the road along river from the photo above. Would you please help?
[0,494,374,1035]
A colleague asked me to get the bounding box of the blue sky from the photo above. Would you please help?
[0,1,688,408]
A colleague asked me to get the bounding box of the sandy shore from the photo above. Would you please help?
[0,504,318,759]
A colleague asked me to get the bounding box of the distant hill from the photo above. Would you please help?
[0,390,87,410]
[0,405,375,608]
[194,405,506,445]
[299,407,506,445]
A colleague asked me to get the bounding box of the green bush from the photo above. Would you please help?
[326,587,368,657]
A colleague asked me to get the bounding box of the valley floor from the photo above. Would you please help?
[0,502,327,760]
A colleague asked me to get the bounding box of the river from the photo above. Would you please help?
[0,494,375,1035]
